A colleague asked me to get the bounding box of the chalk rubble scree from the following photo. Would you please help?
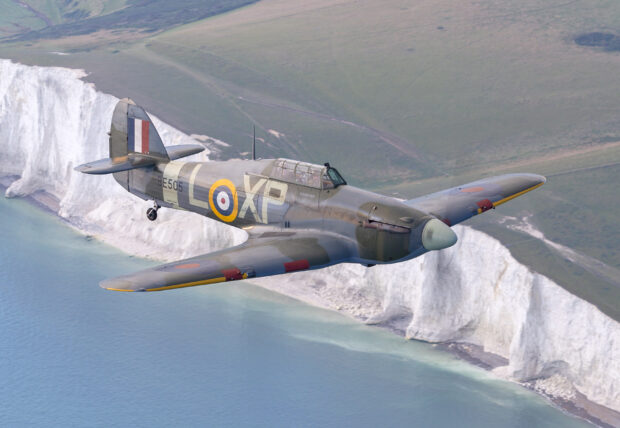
[0,59,618,417]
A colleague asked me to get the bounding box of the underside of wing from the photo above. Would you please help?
[101,231,355,292]
[404,173,546,226]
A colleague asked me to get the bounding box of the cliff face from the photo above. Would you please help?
[0,59,247,260]
[1,59,618,416]
[256,227,619,413]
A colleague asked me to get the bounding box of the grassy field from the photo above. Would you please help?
[146,0,620,166]
[0,1,47,36]
[0,0,128,37]
[0,0,619,320]
[0,0,256,40]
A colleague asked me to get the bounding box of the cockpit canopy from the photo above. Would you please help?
[270,158,346,190]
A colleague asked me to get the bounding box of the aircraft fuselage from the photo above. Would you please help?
[115,158,434,265]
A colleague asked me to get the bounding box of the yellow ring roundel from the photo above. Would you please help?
[209,179,238,222]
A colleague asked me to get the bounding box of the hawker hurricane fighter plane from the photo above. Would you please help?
[76,99,545,292]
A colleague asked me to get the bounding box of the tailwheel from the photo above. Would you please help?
[146,208,157,221]
[146,202,160,221]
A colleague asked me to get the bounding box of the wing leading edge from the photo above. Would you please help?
[404,173,546,226]
[101,231,355,292]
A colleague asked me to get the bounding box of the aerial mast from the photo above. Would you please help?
[252,125,256,160]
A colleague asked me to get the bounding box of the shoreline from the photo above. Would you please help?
[3,175,618,427]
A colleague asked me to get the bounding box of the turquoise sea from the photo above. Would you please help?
[0,196,590,427]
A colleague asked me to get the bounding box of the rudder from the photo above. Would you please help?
[109,98,169,161]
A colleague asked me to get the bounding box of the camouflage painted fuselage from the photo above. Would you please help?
[116,158,433,266]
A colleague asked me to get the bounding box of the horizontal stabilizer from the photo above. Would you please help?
[75,153,158,174]
[166,144,205,160]
[75,144,205,174]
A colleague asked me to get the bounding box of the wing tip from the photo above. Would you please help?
[100,278,137,292]
[529,173,546,185]
[74,163,92,173]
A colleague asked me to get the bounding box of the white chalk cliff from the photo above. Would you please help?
[0,59,618,419]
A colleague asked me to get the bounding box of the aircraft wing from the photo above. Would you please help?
[404,173,546,226]
[101,231,355,292]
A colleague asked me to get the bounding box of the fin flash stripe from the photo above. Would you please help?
[128,118,150,154]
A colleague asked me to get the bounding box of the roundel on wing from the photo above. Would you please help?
[209,179,238,222]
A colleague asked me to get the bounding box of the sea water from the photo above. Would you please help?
[0,196,590,427]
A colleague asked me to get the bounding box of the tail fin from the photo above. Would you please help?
[75,98,204,175]
[110,98,169,161]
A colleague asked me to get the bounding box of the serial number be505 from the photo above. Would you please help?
[163,178,182,192]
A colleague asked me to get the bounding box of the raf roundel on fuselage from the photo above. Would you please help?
[209,178,238,222]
